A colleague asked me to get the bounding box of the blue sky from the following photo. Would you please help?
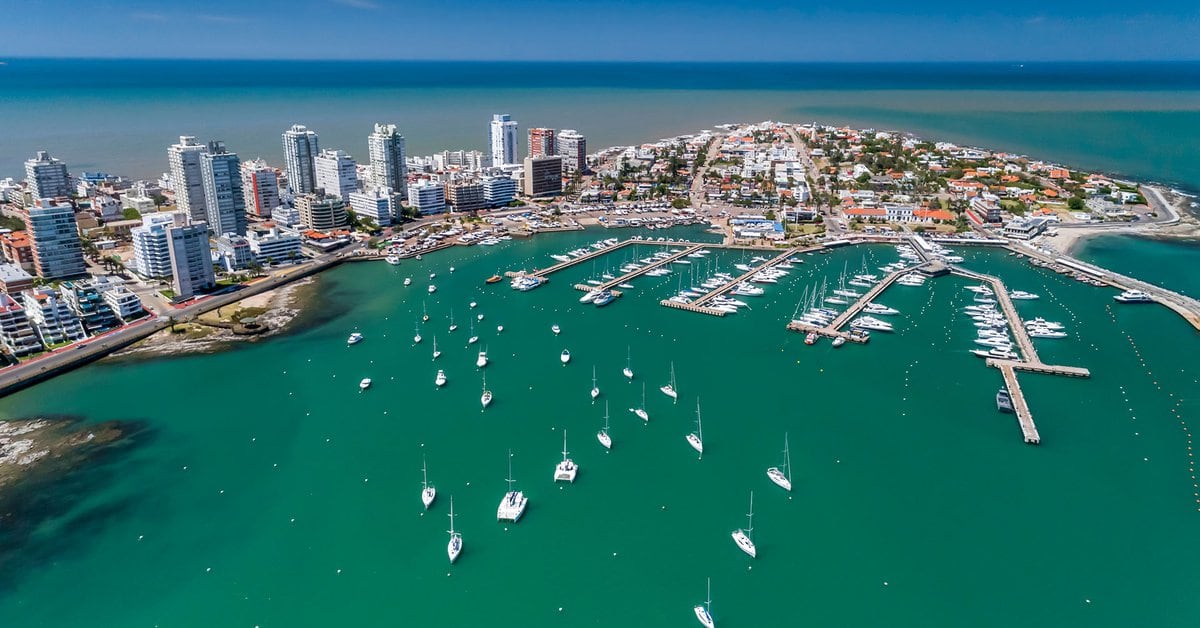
[5,0,1199,61]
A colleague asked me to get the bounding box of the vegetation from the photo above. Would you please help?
[0,214,25,231]
[122,208,141,221]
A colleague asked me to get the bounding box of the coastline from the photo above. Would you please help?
[1039,185,1200,256]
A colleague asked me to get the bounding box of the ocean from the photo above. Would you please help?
[1,60,1199,192]
[2,226,1199,626]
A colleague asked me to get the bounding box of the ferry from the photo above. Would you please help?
[347,332,364,345]
[1114,289,1154,303]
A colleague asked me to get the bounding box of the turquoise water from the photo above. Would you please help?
[2,226,1198,626]
[1076,234,1200,299]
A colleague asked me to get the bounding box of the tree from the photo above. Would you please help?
[122,208,141,221]
[1068,197,1085,211]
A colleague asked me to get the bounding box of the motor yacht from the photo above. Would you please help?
[347,332,364,345]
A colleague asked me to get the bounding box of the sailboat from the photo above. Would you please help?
[693,577,715,628]
[590,366,600,401]
[480,374,492,408]
[413,322,422,344]
[660,362,678,402]
[435,369,447,387]
[476,347,488,368]
[552,323,561,335]
[553,430,578,483]
[432,336,441,360]
[468,319,478,345]
[422,301,430,323]
[686,398,704,456]
[449,310,458,332]
[421,455,437,509]
[633,383,649,422]
[766,433,792,492]
[731,491,757,558]
[597,400,612,449]
[496,449,527,522]
[447,495,462,564]
[623,346,634,380]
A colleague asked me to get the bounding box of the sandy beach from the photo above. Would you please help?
[1040,186,1200,255]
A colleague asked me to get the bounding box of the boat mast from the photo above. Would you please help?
[603,401,610,430]
[448,495,456,534]
[422,455,429,490]
[506,449,515,491]
[562,430,569,461]
[784,433,791,483]
[706,577,712,613]
[696,398,703,442]
[747,491,755,539]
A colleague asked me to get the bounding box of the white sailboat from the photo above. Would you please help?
[432,336,441,360]
[766,433,792,492]
[693,577,715,628]
[686,398,704,456]
[590,366,600,401]
[633,382,649,422]
[597,400,612,449]
[553,430,578,483]
[480,374,492,408]
[413,322,422,344]
[623,346,634,380]
[496,449,527,522]
[660,362,678,402]
[449,310,458,332]
[468,319,478,345]
[476,347,488,368]
[422,301,429,323]
[731,491,757,558]
[421,455,437,509]
[435,369,447,387]
[447,495,462,564]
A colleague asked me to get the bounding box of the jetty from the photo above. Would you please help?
[989,360,1042,445]
[511,239,640,280]
[690,247,803,308]
[586,244,704,292]
[826,267,911,331]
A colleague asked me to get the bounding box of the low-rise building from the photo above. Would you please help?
[90,277,145,323]
[216,234,256,271]
[348,187,396,226]
[0,293,41,356]
[0,231,35,273]
[1003,217,1050,240]
[60,280,120,334]
[247,227,303,264]
[21,289,87,345]
[0,263,34,294]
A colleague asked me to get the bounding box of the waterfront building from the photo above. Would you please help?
[271,204,302,229]
[367,123,407,197]
[489,114,519,167]
[167,136,209,223]
[21,289,87,346]
[0,231,36,273]
[314,149,359,201]
[240,159,281,218]
[282,124,320,195]
[522,156,563,198]
[0,263,34,294]
[24,151,72,200]
[131,212,186,278]
[216,234,255,271]
[247,227,302,264]
[433,150,484,172]
[406,181,446,215]
[348,187,395,226]
[60,280,120,334]
[200,141,247,236]
[0,293,41,356]
[556,129,588,174]
[25,199,86,280]
[297,190,348,232]
[482,175,517,208]
[167,222,216,298]
[446,180,486,213]
[97,280,146,323]
[528,128,556,159]
[1003,217,1051,240]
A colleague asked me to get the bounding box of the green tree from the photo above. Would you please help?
[122,208,141,220]
[1067,197,1085,211]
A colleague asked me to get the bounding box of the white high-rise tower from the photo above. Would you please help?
[281,124,320,195]
[367,123,407,199]
[488,114,518,167]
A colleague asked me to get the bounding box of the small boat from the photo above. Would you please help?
[553,430,578,483]
[597,401,612,450]
[476,314,484,321]
[731,491,757,558]
[435,369,447,387]
[413,323,422,344]
[686,398,705,456]
[450,266,455,273]
[496,325,504,333]
[415,254,422,260]
[831,336,846,348]
[660,362,678,402]
[486,274,503,284]
[552,324,561,335]
[468,320,478,345]
[469,301,477,308]
[804,332,817,345]
[590,366,600,401]
[766,433,793,492]
[449,310,458,332]
[432,336,441,360]
[429,273,437,280]
[447,496,462,564]
[633,383,649,422]
[347,332,364,345]
[428,284,437,294]
[560,349,571,365]
[496,449,527,522]
[403,277,412,286]
[694,578,715,628]
[623,347,634,380]
[386,255,401,265]
[481,375,492,408]
[996,387,1014,413]
[422,301,429,322]
[476,349,488,368]
[421,455,437,509]
[359,378,372,391]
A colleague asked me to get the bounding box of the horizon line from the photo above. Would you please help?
[2,56,1199,65]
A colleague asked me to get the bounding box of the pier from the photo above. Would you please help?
[990,360,1041,445]
[588,244,705,292]
[690,247,803,308]
[826,267,912,331]
[513,239,641,279]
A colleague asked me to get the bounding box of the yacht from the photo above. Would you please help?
[1028,327,1068,339]
[560,349,571,365]
[496,450,527,522]
[694,578,715,628]
[449,311,458,332]
[632,383,649,422]
[580,289,602,304]
[476,349,488,368]
[686,399,704,456]
[359,378,372,391]
[1114,289,1154,303]
[435,369,447,387]
[590,366,600,401]
[432,336,441,360]
[593,290,615,307]
[1024,317,1064,330]
[661,362,678,401]
[428,284,437,294]
[447,496,462,564]
[970,347,1019,360]
[851,316,893,332]
[403,277,412,286]
[731,491,757,558]
[421,455,437,509]
[553,430,578,483]
[1009,290,1040,300]
[413,323,422,344]
[552,324,561,335]
[831,336,846,348]
[347,332,364,345]
[480,375,492,408]
[468,320,478,345]
[863,303,899,316]
[623,347,634,380]
[597,401,612,450]
[766,433,792,492]
[996,388,1015,413]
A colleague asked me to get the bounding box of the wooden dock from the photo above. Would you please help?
[690,247,801,307]
[591,244,704,292]
[990,360,1041,445]
[519,239,641,279]
[826,268,912,331]
[784,320,866,343]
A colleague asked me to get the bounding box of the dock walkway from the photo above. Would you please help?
[690,248,802,308]
[989,360,1041,445]
[827,268,911,331]
[590,244,704,292]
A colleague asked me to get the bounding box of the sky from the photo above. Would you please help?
[4,0,1199,61]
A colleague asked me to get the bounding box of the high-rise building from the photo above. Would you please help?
[240,159,280,218]
[167,136,209,223]
[60,280,120,334]
[200,141,247,236]
[282,124,320,195]
[522,156,564,198]
[489,114,519,167]
[482,176,518,208]
[0,293,41,356]
[24,151,72,200]
[406,181,446,215]
[247,227,302,264]
[21,289,87,345]
[314,149,358,200]
[446,180,486,213]
[348,188,396,226]
[367,123,407,197]
[557,129,588,174]
[297,191,348,232]
[132,211,188,279]
[528,128,556,159]
[167,222,216,298]
[25,199,86,280]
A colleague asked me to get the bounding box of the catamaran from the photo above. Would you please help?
[693,577,715,628]
[731,491,757,558]
[591,366,600,401]
[435,369,447,387]
[432,336,441,360]
[623,347,634,380]
[633,383,649,422]
[480,374,492,408]
[553,430,578,483]
[686,398,705,456]
[496,450,527,522]
[421,455,437,509]
[597,401,612,449]
[766,433,792,492]
[447,496,462,564]
[661,362,678,402]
